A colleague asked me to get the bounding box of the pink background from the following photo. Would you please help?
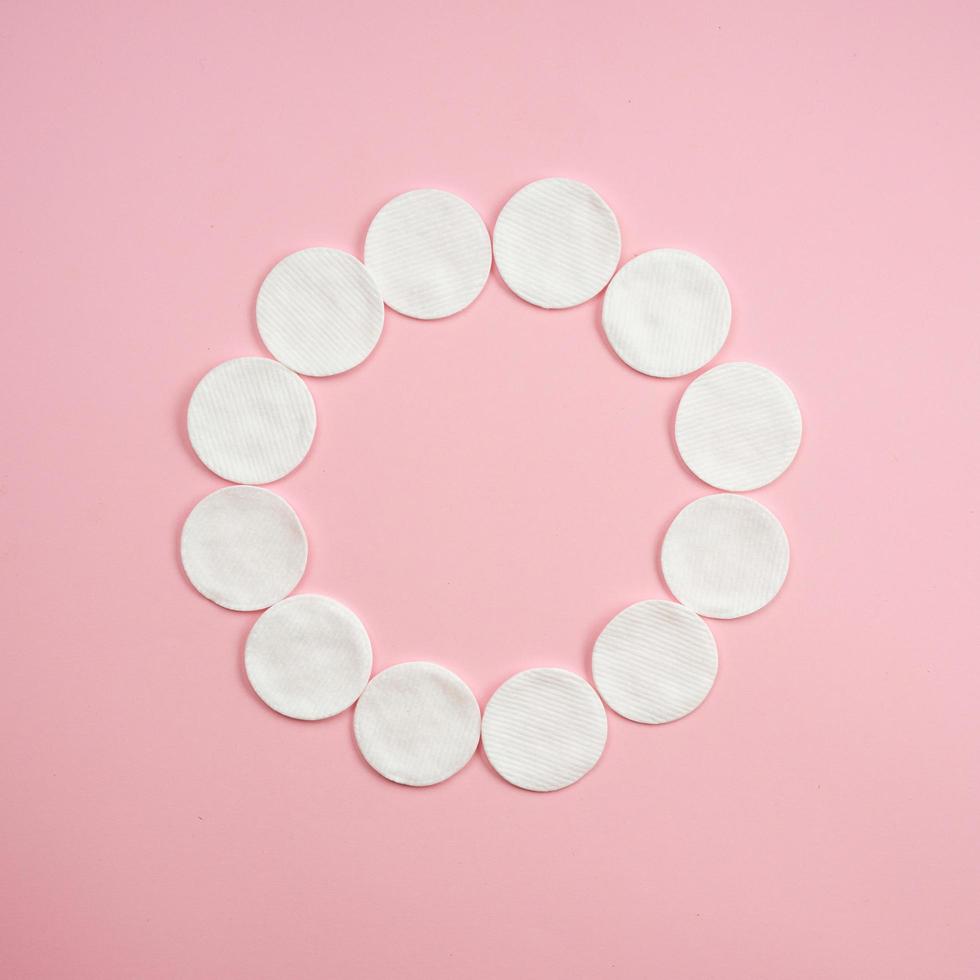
[3,2,979,977]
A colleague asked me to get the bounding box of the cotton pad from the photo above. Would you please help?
[602,249,731,377]
[481,668,607,792]
[592,600,717,723]
[181,485,308,611]
[660,494,789,619]
[493,178,621,309]
[256,247,384,377]
[353,662,481,786]
[363,189,491,319]
[244,594,372,720]
[675,362,802,491]
[187,357,315,484]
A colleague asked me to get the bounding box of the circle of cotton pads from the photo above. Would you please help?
[363,189,491,319]
[660,494,789,619]
[492,178,621,309]
[256,247,384,377]
[602,248,731,377]
[353,662,481,786]
[245,595,372,720]
[592,600,718,723]
[675,362,802,491]
[187,357,315,484]
[481,668,607,792]
[181,485,308,611]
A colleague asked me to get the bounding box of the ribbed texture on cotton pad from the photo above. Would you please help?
[363,189,491,319]
[661,494,789,619]
[675,362,802,491]
[245,595,372,720]
[354,662,481,786]
[492,178,621,309]
[602,248,731,377]
[187,357,315,484]
[180,485,308,612]
[482,668,607,792]
[592,600,717,724]
[256,247,384,377]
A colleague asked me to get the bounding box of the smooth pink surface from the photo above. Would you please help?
[2,2,979,977]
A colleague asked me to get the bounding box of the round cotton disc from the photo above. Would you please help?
[675,362,802,491]
[481,668,607,792]
[493,178,621,309]
[180,485,308,611]
[245,594,372,720]
[256,247,384,376]
[353,662,481,786]
[363,189,491,319]
[187,357,315,484]
[660,494,789,619]
[592,600,718,723]
[602,248,731,377]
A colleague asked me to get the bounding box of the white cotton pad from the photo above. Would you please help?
[187,357,315,485]
[481,668,607,792]
[181,485,308,612]
[363,189,491,319]
[244,594,372,720]
[660,494,789,619]
[602,248,731,377]
[592,600,718,724]
[256,247,384,377]
[492,177,621,309]
[353,662,481,786]
[674,362,802,491]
